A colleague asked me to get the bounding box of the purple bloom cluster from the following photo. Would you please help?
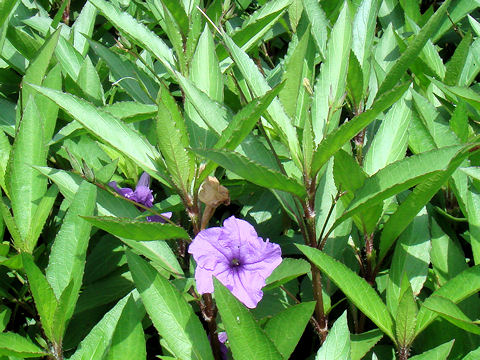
[188,216,282,308]
[109,172,172,222]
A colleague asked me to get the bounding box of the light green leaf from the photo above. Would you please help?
[193,148,306,198]
[72,1,97,56]
[89,39,156,104]
[25,184,58,252]
[83,216,189,241]
[379,143,475,262]
[22,253,57,342]
[213,278,283,360]
[21,29,61,116]
[386,207,430,317]
[77,56,105,106]
[127,251,213,360]
[422,296,480,335]
[297,245,395,340]
[335,145,464,230]
[352,0,379,69]
[156,83,194,194]
[264,258,310,290]
[395,282,417,346]
[264,302,315,359]
[364,90,412,175]
[350,329,383,360]
[222,32,302,169]
[46,181,96,336]
[466,183,480,265]
[0,196,22,249]
[8,98,47,247]
[105,295,147,360]
[376,0,451,99]
[315,311,351,360]
[302,0,328,58]
[445,32,472,86]
[70,292,137,360]
[415,265,480,336]
[409,340,454,360]
[0,332,48,358]
[310,81,409,177]
[88,0,176,71]
[312,1,351,141]
[27,84,169,185]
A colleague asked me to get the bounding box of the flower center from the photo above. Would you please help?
[231,258,241,267]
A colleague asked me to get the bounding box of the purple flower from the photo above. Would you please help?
[188,216,282,308]
[208,332,228,360]
[109,172,172,222]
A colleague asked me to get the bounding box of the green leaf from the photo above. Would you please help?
[0,332,48,358]
[375,0,451,99]
[347,52,364,109]
[89,39,156,104]
[264,258,310,290]
[127,251,213,360]
[363,90,412,175]
[464,345,480,360]
[197,84,285,187]
[221,32,302,169]
[395,282,418,346]
[0,0,19,28]
[213,278,283,360]
[35,167,184,276]
[25,184,58,252]
[161,0,189,35]
[422,296,480,335]
[88,0,176,71]
[350,329,383,360]
[77,56,105,106]
[409,340,454,360]
[22,253,57,342]
[70,292,136,360]
[378,143,475,262]
[21,29,61,116]
[415,265,480,336]
[302,0,328,58]
[0,195,23,249]
[27,84,169,185]
[334,145,464,230]
[156,83,194,194]
[84,216,189,241]
[193,148,306,198]
[264,302,315,359]
[297,245,395,340]
[311,1,351,141]
[72,1,97,56]
[310,82,409,176]
[7,98,47,248]
[352,0,379,69]
[105,294,147,360]
[445,32,472,86]
[466,183,480,265]
[315,311,351,360]
[45,180,96,329]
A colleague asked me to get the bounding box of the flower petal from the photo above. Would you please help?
[136,172,150,188]
[109,181,135,198]
[188,227,232,270]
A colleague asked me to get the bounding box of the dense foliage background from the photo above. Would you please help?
[1,0,480,359]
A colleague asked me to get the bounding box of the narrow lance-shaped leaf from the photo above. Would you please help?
[45,181,96,338]
[375,0,452,99]
[127,251,213,360]
[83,216,190,241]
[213,278,283,360]
[193,148,306,198]
[7,98,47,248]
[27,84,170,186]
[316,311,351,360]
[297,244,395,341]
[197,83,285,188]
[88,0,176,72]
[156,83,194,195]
[0,332,48,358]
[310,81,409,176]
